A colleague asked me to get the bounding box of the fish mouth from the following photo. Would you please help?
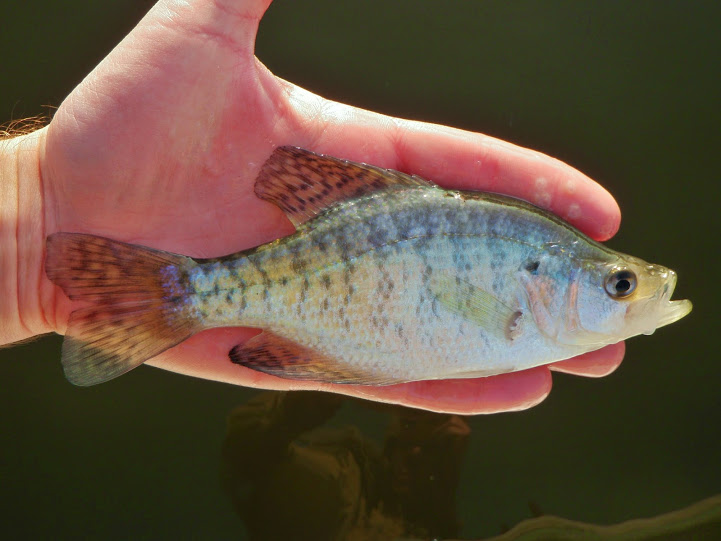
[655,270,692,329]
[657,298,692,328]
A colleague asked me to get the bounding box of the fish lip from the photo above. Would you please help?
[656,298,693,328]
[655,271,692,329]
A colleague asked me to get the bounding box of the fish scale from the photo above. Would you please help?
[44,146,692,387]
[184,189,604,381]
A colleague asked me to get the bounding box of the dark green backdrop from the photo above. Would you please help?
[1,1,718,539]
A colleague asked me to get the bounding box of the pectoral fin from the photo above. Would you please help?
[431,275,522,340]
[229,331,399,385]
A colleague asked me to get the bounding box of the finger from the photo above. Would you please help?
[549,342,625,377]
[280,89,620,241]
[391,121,621,241]
[337,368,553,415]
[145,328,553,415]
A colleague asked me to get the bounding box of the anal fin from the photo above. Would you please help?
[229,331,396,385]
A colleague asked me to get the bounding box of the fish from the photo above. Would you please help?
[44,146,692,386]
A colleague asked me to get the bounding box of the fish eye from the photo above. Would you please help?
[604,269,637,299]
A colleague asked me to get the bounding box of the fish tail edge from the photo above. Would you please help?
[45,232,200,386]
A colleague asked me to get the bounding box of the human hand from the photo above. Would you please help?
[29,0,623,414]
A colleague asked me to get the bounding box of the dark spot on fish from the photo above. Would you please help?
[524,260,540,274]
[225,292,233,304]
[323,298,330,311]
[344,319,351,331]
[431,298,440,318]
[506,310,523,341]
[322,275,332,289]
[291,257,307,273]
[422,265,433,285]
[300,277,309,302]
[280,277,289,286]
[250,259,271,289]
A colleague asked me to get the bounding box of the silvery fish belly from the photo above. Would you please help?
[44,147,692,386]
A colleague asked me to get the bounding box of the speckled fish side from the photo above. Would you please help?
[45,147,692,386]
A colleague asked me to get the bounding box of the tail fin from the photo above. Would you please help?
[45,233,200,386]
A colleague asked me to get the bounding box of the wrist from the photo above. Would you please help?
[0,128,53,344]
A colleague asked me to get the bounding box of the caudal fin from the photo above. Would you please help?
[45,233,200,386]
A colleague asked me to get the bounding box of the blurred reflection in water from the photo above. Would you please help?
[221,391,469,539]
[221,391,721,541]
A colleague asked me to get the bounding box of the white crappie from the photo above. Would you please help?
[45,147,692,386]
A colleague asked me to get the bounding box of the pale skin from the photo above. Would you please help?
[0,0,624,414]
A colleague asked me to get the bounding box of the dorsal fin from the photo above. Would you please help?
[254,146,435,228]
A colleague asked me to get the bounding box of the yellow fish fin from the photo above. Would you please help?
[229,331,399,385]
[45,233,202,386]
[255,146,436,228]
[431,275,522,340]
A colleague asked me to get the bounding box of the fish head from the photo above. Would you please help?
[518,249,691,348]
[571,255,692,346]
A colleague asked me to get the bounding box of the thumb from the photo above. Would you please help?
[147,0,274,55]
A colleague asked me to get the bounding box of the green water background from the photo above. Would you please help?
[1,1,718,538]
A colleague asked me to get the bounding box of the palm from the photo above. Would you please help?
[45,5,287,255]
[40,0,624,414]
